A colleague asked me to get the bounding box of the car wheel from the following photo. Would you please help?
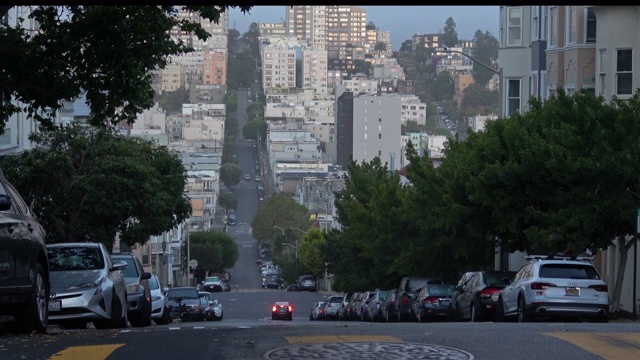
[155,306,171,325]
[517,296,531,323]
[494,298,505,322]
[272,315,276,320]
[94,292,123,329]
[15,263,48,334]
[130,300,152,327]
[288,314,292,321]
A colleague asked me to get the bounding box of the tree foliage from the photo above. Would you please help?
[242,119,267,141]
[433,71,455,101]
[153,88,189,115]
[298,227,325,277]
[251,193,311,246]
[0,5,251,134]
[220,163,241,188]
[180,230,238,281]
[218,192,238,211]
[472,30,499,88]
[441,17,459,48]
[0,124,191,250]
[374,41,387,56]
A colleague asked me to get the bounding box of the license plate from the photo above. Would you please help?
[48,300,61,312]
[565,287,580,296]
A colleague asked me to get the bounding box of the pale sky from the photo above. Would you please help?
[228,6,500,51]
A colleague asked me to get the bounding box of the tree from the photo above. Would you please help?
[0,5,252,134]
[433,71,455,101]
[180,230,239,281]
[472,30,499,87]
[441,89,640,312]
[460,83,499,116]
[219,163,241,188]
[0,124,191,250]
[366,21,377,30]
[399,40,413,53]
[441,17,459,48]
[242,119,267,140]
[374,41,387,57]
[153,88,190,114]
[246,101,265,121]
[330,157,411,291]
[240,22,261,61]
[251,193,310,246]
[218,192,238,211]
[353,59,371,75]
[224,90,238,113]
[298,228,325,277]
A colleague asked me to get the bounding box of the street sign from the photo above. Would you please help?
[189,259,198,269]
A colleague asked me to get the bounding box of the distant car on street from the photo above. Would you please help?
[272,301,293,321]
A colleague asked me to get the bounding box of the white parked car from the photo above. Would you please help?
[149,274,170,325]
[497,255,609,323]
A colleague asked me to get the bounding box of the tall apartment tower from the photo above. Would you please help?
[262,39,298,89]
[326,6,367,61]
[302,47,329,95]
[203,49,227,85]
[286,6,327,49]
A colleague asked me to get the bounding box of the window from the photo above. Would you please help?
[599,49,607,96]
[585,8,596,43]
[531,6,539,41]
[507,79,521,116]
[378,133,381,139]
[549,6,557,47]
[567,6,576,44]
[507,7,522,46]
[617,49,633,95]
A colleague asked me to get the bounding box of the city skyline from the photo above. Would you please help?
[229,6,500,50]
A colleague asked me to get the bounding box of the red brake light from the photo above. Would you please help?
[480,287,501,298]
[288,305,293,312]
[530,282,556,290]
[401,297,409,304]
[424,296,439,304]
[588,284,608,292]
[272,305,277,312]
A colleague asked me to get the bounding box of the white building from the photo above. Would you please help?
[262,38,299,89]
[399,95,427,126]
[342,74,380,95]
[352,94,403,171]
[301,47,329,96]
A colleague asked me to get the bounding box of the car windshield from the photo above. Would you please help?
[47,246,104,271]
[167,289,198,299]
[205,277,220,282]
[330,296,342,303]
[539,264,601,279]
[149,275,160,290]
[115,257,139,278]
[428,284,454,296]
[378,291,389,300]
[485,272,516,285]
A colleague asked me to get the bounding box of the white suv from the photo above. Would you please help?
[498,255,609,323]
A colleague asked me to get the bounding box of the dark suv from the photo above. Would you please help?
[297,275,318,292]
[0,174,50,333]
[111,253,152,327]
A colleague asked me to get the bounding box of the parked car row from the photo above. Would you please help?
[310,256,611,324]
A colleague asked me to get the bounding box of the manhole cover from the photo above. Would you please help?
[264,342,474,359]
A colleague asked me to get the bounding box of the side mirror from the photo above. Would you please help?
[162,287,169,294]
[141,272,152,280]
[111,260,128,272]
[0,194,12,211]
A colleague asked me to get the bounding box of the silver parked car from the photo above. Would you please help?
[497,255,610,323]
[47,243,128,329]
[199,291,223,321]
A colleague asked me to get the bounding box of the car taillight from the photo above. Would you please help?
[272,306,277,312]
[376,301,381,305]
[365,299,371,304]
[288,305,293,312]
[423,296,439,304]
[401,297,409,304]
[588,284,608,292]
[530,282,556,290]
[480,287,501,301]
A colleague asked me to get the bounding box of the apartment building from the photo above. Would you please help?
[259,22,287,38]
[170,51,204,89]
[262,38,299,89]
[342,74,380,95]
[0,6,40,155]
[301,47,329,95]
[352,94,403,171]
[161,64,186,92]
[399,95,427,126]
[413,33,442,52]
[203,48,227,85]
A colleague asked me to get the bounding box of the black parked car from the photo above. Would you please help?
[111,253,152,327]
[263,276,285,289]
[166,287,204,322]
[449,271,517,322]
[411,284,455,322]
[0,174,50,333]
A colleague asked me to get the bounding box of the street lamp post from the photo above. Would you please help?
[443,47,503,118]
[273,226,306,260]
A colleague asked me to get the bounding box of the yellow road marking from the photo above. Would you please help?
[544,332,640,360]
[48,344,124,360]
[285,335,403,344]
